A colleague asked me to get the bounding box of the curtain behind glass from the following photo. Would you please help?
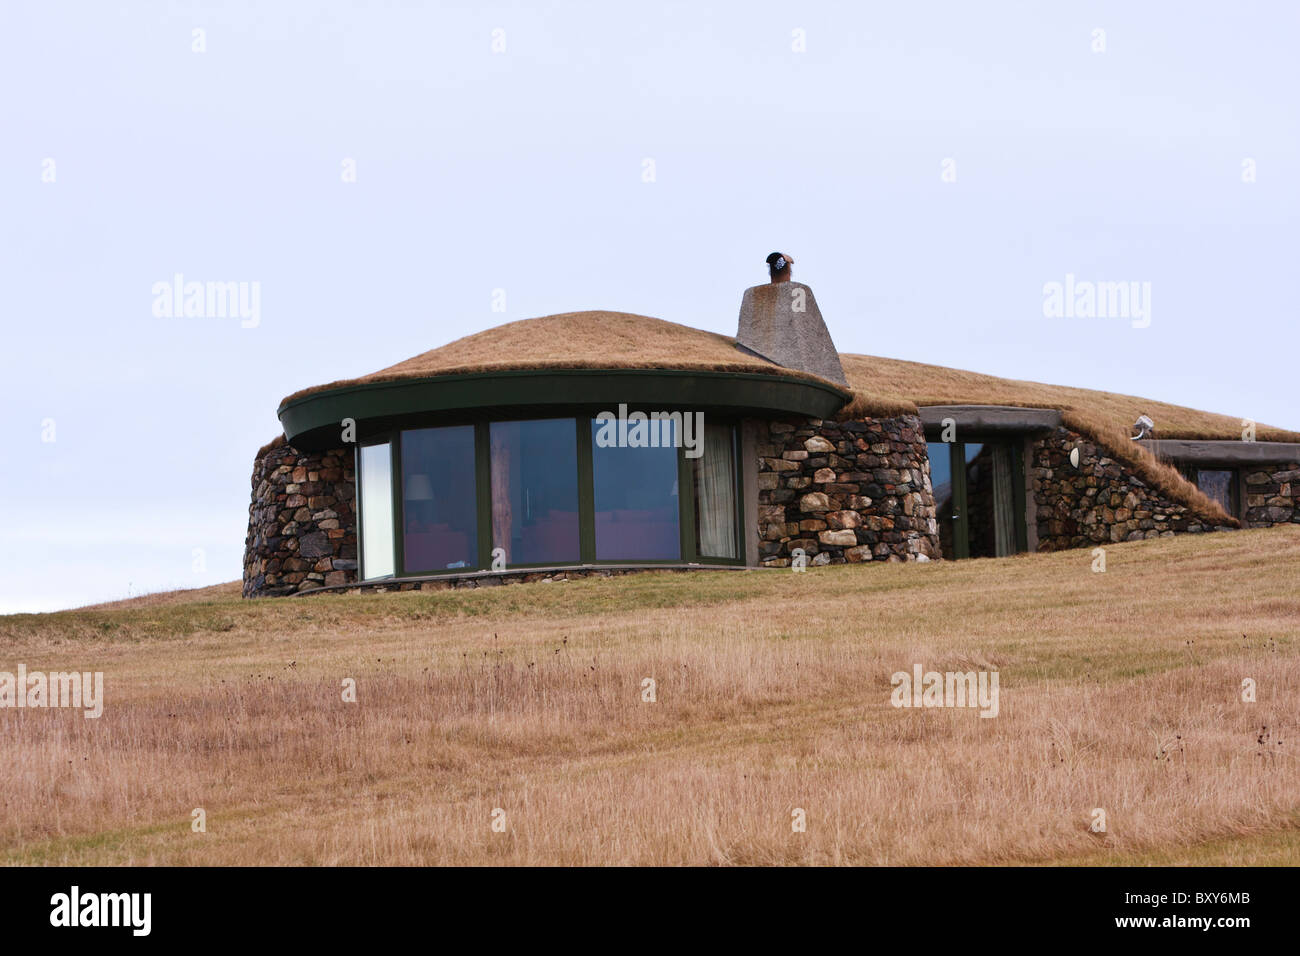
[992,444,1016,558]
[695,423,737,559]
[490,419,580,565]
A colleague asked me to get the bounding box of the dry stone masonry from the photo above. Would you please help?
[756,414,939,566]
[243,438,358,597]
[1244,463,1300,528]
[242,420,1296,599]
[1029,426,1231,549]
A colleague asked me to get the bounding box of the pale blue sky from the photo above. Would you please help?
[2,1,1296,612]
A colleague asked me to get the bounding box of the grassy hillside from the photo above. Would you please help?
[2,527,1298,865]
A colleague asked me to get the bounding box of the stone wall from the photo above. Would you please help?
[241,419,1284,598]
[756,414,939,566]
[1030,426,1231,550]
[1244,463,1300,528]
[243,438,358,597]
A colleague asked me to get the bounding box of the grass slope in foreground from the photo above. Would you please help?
[2,527,1298,866]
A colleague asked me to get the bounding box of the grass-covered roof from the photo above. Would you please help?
[277,310,1300,526]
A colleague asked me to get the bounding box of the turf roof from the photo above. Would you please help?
[281,310,1295,442]
[279,311,840,406]
[275,310,1300,527]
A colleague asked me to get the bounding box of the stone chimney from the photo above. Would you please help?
[736,253,847,386]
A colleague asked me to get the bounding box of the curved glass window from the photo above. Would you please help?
[357,414,742,580]
[401,425,478,572]
[490,419,580,565]
[591,417,681,561]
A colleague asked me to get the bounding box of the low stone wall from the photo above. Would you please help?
[1244,463,1300,528]
[295,564,743,597]
[1030,426,1230,550]
[243,438,358,597]
[756,414,939,566]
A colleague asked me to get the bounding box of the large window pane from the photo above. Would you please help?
[490,419,580,566]
[401,426,477,572]
[927,441,954,560]
[1197,469,1236,516]
[992,444,1017,557]
[591,418,680,561]
[359,442,395,579]
[964,442,996,558]
[965,442,1017,558]
[693,423,737,559]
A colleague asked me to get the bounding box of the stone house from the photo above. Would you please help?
[243,273,1300,597]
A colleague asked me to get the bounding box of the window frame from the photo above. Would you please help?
[354,412,745,581]
[485,417,584,571]
[683,422,744,564]
[925,435,1028,560]
[355,435,398,582]
[395,422,484,576]
[1192,466,1240,520]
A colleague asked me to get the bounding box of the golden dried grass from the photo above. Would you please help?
[281,311,1298,444]
[2,527,1297,865]
[1059,411,1237,526]
[838,353,1299,443]
[279,312,845,407]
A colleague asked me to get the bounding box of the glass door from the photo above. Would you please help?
[927,439,1025,559]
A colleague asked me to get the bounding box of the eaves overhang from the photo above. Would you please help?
[278,367,852,449]
[918,404,1062,434]
[1138,439,1300,466]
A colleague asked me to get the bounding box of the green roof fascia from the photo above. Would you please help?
[278,367,851,448]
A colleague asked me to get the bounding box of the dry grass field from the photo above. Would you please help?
[2,527,1298,866]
